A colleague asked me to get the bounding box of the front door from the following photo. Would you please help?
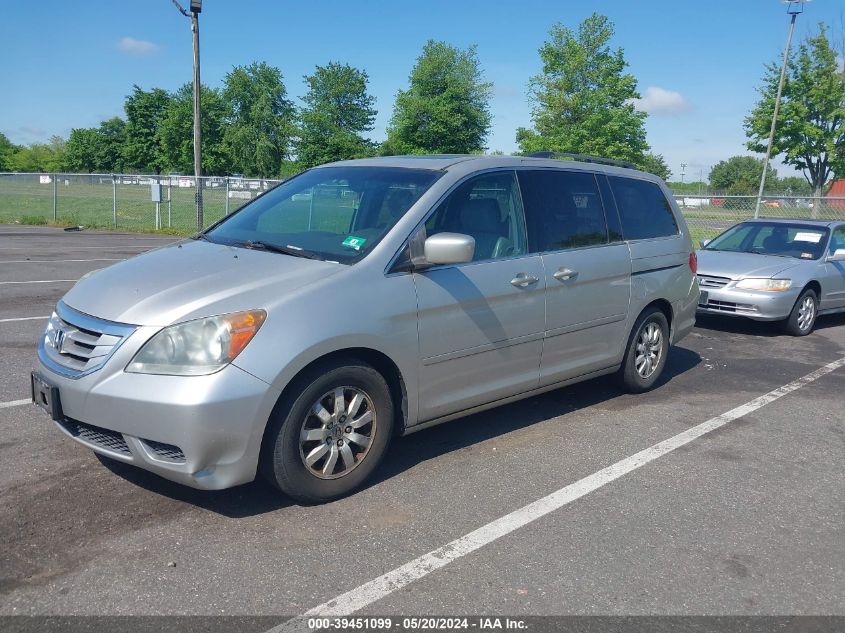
[517,169,631,385]
[414,171,546,421]
[822,225,845,310]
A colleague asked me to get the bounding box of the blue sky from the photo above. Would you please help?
[1,0,841,179]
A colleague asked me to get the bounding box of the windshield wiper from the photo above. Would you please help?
[233,239,322,260]
[191,232,214,242]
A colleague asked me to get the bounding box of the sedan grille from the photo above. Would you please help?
[697,275,731,289]
[700,299,756,314]
[142,439,186,463]
[39,302,136,378]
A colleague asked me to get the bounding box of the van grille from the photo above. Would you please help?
[39,302,136,378]
[58,418,131,455]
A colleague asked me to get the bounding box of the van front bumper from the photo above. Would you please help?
[35,358,282,490]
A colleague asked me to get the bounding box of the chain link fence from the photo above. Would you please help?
[1,173,844,239]
[0,173,282,233]
[675,195,845,244]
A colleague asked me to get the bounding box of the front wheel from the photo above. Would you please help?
[261,359,393,504]
[619,308,670,394]
[782,289,818,336]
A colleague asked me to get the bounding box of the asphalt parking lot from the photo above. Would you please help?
[0,225,844,621]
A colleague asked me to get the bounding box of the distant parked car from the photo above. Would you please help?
[697,219,845,335]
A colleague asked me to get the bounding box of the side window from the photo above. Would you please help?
[830,227,845,254]
[425,171,527,262]
[517,170,609,253]
[608,176,678,241]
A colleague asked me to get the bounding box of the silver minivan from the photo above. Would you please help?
[32,155,699,503]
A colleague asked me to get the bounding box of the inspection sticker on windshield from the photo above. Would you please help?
[342,235,367,250]
[794,232,822,243]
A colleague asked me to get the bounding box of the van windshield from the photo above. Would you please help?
[205,166,442,263]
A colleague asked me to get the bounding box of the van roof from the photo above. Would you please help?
[320,154,657,180]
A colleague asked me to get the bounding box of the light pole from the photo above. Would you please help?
[172,0,204,231]
[754,0,810,218]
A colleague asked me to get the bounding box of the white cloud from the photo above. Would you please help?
[118,36,160,56]
[629,86,691,115]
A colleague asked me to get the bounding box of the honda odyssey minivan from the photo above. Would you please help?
[32,154,699,503]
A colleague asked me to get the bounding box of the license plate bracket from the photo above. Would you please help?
[31,371,62,421]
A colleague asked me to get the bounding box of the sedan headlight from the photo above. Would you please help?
[734,278,792,292]
[126,310,266,376]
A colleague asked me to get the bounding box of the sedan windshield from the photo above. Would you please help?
[206,166,442,263]
[704,222,829,260]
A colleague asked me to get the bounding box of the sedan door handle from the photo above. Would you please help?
[510,273,539,288]
[553,268,578,281]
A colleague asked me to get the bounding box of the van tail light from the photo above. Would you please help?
[688,252,698,274]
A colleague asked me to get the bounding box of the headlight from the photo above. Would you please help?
[734,278,792,292]
[126,310,266,376]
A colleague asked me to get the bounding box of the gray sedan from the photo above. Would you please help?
[697,219,845,335]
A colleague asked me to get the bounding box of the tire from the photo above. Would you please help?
[618,307,670,394]
[261,358,393,504]
[781,288,818,337]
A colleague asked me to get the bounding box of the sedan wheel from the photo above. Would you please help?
[782,289,818,337]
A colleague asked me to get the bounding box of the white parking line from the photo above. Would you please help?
[0,258,123,264]
[0,279,78,285]
[0,399,31,410]
[272,355,845,631]
[0,316,48,323]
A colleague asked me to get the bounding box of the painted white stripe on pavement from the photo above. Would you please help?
[0,316,48,323]
[0,279,77,285]
[271,355,845,631]
[0,258,123,264]
[0,399,31,409]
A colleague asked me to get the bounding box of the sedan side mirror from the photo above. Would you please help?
[423,232,475,266]
[827,248,845,263]
[699,239,711,248]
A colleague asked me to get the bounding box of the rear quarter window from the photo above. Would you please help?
[608,176,678,241]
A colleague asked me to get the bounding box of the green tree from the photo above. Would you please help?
[158,83,228,175]
[384,40,492,154]
[637,153,671,180]
[296,62,377,168]
[95,117,127,172]
[9,136,66,173]
[709,156,777,195]
[745,24,845,198]
[776,175,813,196]
[0,133,19,171]
[64,128,100,172]
[123,85,171,173]
[223,62,295,177]
[517,14,650,163]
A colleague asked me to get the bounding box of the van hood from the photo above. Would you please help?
[61,240,344,326]
[696,250,802,280]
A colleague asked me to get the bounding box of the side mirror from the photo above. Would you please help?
[699,239,711,248]
[423,232,475,266]
[827,248,845,263]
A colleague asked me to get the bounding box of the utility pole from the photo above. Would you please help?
[680,163,687,185]
[754,0,809,218]
[172,0,204,230]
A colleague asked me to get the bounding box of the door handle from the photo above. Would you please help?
[553,268,578,281]
[510,273,539,288]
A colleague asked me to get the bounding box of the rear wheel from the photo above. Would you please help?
[782,289,818,336]
[619,307,670,393]
[261,359,393,504]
